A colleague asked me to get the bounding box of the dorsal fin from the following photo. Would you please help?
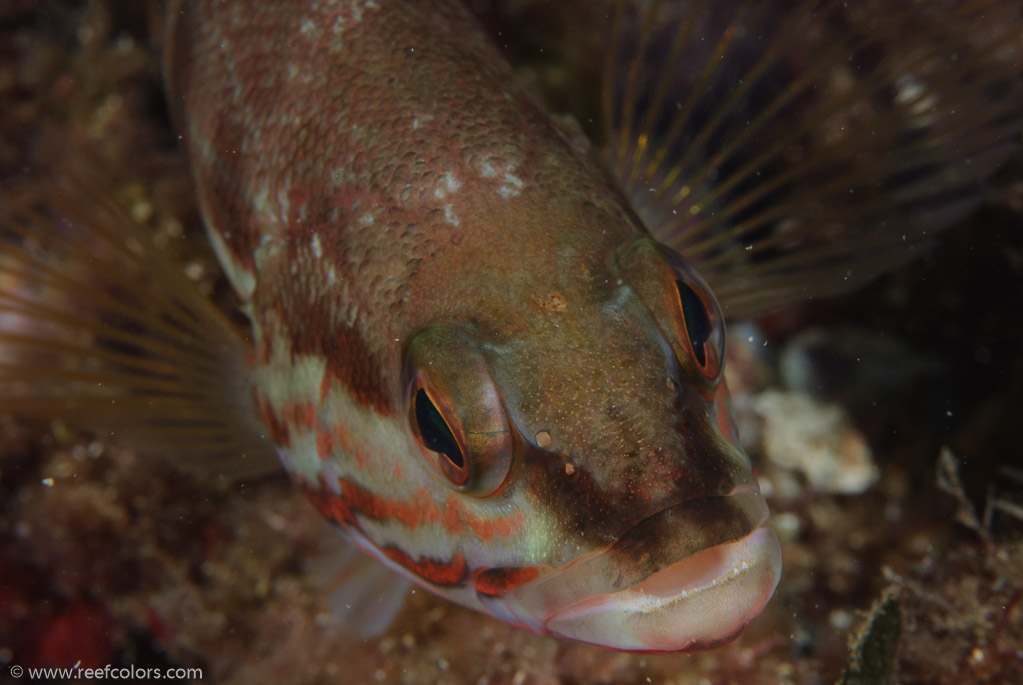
[0,147,277,477]
[603,0,1023,317]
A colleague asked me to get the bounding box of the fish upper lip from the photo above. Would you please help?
[486,481,781,651]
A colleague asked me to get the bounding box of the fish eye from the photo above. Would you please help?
[666,257,724,384]
[675,279,712,369]
[412,386,468,484]
[615,238,726,387]
[404,324,513,496]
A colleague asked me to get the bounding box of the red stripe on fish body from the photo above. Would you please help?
[382,547,470,588]
[474,566,542,599]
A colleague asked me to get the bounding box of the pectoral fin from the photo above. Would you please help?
[0,146,277,477]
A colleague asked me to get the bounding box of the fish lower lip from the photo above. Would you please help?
[545,526,782,652]
[491,486,782,651]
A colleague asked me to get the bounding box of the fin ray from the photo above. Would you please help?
[0,149,277,477]
[604,0,1023,316]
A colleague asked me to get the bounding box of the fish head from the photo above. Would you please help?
[394,235,781,651]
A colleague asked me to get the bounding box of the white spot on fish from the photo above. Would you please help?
[444,204,460,226]
[277,187,291,222]
[444,172,461,193]
[347,0,379,24]
[300,18,317,39]
[311,233,323,259]
[480,159,498,178]
[434,172,461,199]
[288,63,300,80]
[411,114,433,131]
[252,183,272,218]
[358,213,375,226]
[344,303,359,327]
[498,173,524,198]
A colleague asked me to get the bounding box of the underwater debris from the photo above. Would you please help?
[837,585,902,685]
[985,466,1023,531]
[753,390,878,496]
[882,541,1023,684]
[937,446,993,543]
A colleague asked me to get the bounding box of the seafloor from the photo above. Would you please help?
[1,1,1021,683]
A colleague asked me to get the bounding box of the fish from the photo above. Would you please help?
[1,0,1021,654]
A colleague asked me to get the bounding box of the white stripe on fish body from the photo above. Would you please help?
[256,319,561,589]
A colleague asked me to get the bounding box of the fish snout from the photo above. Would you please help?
[477,481,782,651]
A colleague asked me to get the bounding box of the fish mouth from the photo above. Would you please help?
[480,483,782,652]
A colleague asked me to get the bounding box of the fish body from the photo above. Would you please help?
[164,0,779,650]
